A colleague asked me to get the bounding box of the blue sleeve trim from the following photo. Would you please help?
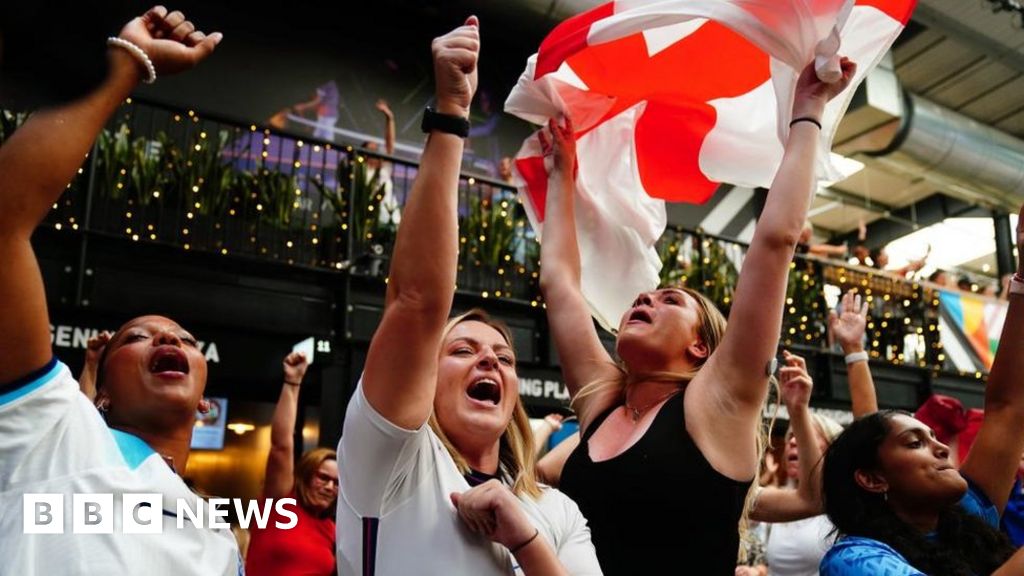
[109,428,156,470]
[0,357,61,406]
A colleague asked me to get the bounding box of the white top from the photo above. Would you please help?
[0,360,242,576]
[765,514,835,576]
[363,163,401,227]
[337,383,602,576]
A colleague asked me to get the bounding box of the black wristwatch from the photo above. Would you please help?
[421,107,470,138]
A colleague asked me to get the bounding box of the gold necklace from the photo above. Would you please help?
[623,388,683,422]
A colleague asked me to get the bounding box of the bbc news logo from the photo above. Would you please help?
[23,494,298,534]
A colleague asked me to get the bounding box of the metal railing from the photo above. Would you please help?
[38,99,542,304]
[20,99,992,374]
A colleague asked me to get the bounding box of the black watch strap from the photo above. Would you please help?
[421,107,470,138]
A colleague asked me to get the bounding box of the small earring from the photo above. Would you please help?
[198,398,210,414]
[96,398,109,413]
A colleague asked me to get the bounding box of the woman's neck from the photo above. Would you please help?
[891,502,941,534]
[625,378,686,406]
[113,423,193,474]
[458,439,502,475]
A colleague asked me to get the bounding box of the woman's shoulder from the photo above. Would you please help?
[820,536,924,576]
[527,484,585,520]
[960,474,1000,528]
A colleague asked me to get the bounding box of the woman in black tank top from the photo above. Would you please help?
[535,59,858,575]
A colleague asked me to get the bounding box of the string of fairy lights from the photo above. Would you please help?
[38,99,989,379]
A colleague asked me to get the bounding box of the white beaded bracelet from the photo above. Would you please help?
[106,37,156,84]
[844,350,869,365]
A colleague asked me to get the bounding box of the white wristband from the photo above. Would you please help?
[844,350,869,365]
[107,37,156,84]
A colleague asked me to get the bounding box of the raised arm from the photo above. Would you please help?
[751,351,824,522]
[807,243,848,258]
[537,118,620,425]
[263,352,308,499]
[0,6,220,384]
[960,205,1024,514]
[532,413,564,458]
[696,59,855,408]
[686,59,856,478]
[77,331,112,401]
[376,99,396,156]
[360,18,479,430]
[829,290,878,417]
[537,431,581,488]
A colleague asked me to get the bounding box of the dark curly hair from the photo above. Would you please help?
[822,410,1015,576]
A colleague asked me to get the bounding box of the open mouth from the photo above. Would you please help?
[627,309,653,324]
[467,377,501,405]
[149,347,190,375]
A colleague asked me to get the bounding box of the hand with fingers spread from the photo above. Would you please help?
[829,290,869,354]
[116,5,223,79]
[538,116,576,177]
[431,16,479,118]
[779,350,813,412]
[450,480,540,553]
[283,351,309,387]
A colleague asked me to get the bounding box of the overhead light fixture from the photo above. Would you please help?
[226,422,255,435]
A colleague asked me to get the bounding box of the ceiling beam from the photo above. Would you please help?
[818,186,896,214]
[834,193,991,248]
[912,3,1024,76]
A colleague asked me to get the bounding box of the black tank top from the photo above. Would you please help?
[560,391,751,575]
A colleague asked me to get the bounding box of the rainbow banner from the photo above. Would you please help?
[939,290,1007,371]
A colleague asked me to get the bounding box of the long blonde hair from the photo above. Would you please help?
[570,286,727,409]
[429,308,542,500]
[564,286,776,561]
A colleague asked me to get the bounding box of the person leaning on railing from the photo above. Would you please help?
[0,7,237,575]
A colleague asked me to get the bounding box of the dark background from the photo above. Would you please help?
[2,1,555,172]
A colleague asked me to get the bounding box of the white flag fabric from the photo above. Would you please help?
[505,0,917,331]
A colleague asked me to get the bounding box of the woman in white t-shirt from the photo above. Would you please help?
[336,16,600,576]
[0,7,239,576]
[740,292,878,576]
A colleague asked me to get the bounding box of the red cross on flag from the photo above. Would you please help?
[506,0,917,330]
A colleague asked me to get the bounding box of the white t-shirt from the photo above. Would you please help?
[0,360,243,576]
[337,384,602,576]
[765,514,835,576]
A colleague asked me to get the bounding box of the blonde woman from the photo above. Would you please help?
[336,17,600,576]
[538,59,856,575]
